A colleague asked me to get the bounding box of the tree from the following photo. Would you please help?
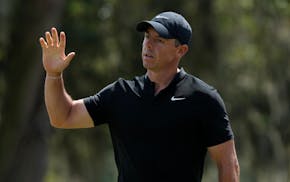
[0,0,289,181]
[0,0,66,181]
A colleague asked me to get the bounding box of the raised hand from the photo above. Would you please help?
[39,27,75,76]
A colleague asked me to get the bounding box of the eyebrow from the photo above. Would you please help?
[144,31,164,39]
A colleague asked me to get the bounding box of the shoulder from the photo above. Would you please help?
[114,75,145,91]
[116,74,145,86]
[84,75,145,104]
[182,73,217,97]
[96,75,145,98]
[183,73,226,109]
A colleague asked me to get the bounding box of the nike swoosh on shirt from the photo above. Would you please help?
[171,96,186,101]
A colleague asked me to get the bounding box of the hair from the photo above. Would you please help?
[174,39,181,47]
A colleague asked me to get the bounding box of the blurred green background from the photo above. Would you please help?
[0,0,289,181]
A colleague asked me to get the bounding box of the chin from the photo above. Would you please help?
[142,62,153,70]
[142,62,149,69]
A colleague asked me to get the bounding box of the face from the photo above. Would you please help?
[141,27,185,72]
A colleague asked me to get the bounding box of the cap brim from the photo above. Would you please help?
[136,21,173,39]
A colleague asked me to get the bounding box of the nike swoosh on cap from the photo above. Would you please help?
[155,15,169,20]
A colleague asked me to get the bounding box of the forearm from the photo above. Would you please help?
[208,140,240,182]
[44,74,73,127]
[218,159,240,182]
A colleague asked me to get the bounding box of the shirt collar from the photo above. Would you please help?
[144,67,186,91]
[170,67,186,86]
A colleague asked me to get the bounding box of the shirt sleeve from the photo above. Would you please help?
[83,82,116,126]
[201,89,234,147]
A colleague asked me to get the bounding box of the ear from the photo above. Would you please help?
[177,45,189,58]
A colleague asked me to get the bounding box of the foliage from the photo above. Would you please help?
[0,0,289,181]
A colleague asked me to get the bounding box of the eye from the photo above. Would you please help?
[156,38,165,43]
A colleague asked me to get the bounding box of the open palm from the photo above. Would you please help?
[39,27,75,75]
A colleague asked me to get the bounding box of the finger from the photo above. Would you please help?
[59,31,66,49]
[51,27,59,46]
[45,31,53,46]
[39,37,48,48]
[65,52,75,63]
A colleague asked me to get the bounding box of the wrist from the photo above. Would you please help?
[46,72,62,79]
[46,72,62,77]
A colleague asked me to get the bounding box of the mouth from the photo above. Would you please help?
[143,52,154,60]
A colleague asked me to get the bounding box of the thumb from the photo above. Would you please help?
[65,52,75,63]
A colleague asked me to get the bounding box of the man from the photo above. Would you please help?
[39,11,239,182]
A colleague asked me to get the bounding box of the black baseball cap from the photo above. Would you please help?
[136,11,192,45]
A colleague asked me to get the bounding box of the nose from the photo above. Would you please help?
[143,37,152,49]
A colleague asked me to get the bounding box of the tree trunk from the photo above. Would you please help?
[0,0,65,181]
[193,0,218,78]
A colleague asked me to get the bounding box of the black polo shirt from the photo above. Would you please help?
[84,68,233,182]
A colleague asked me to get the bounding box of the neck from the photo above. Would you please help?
[147,68,180,95]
